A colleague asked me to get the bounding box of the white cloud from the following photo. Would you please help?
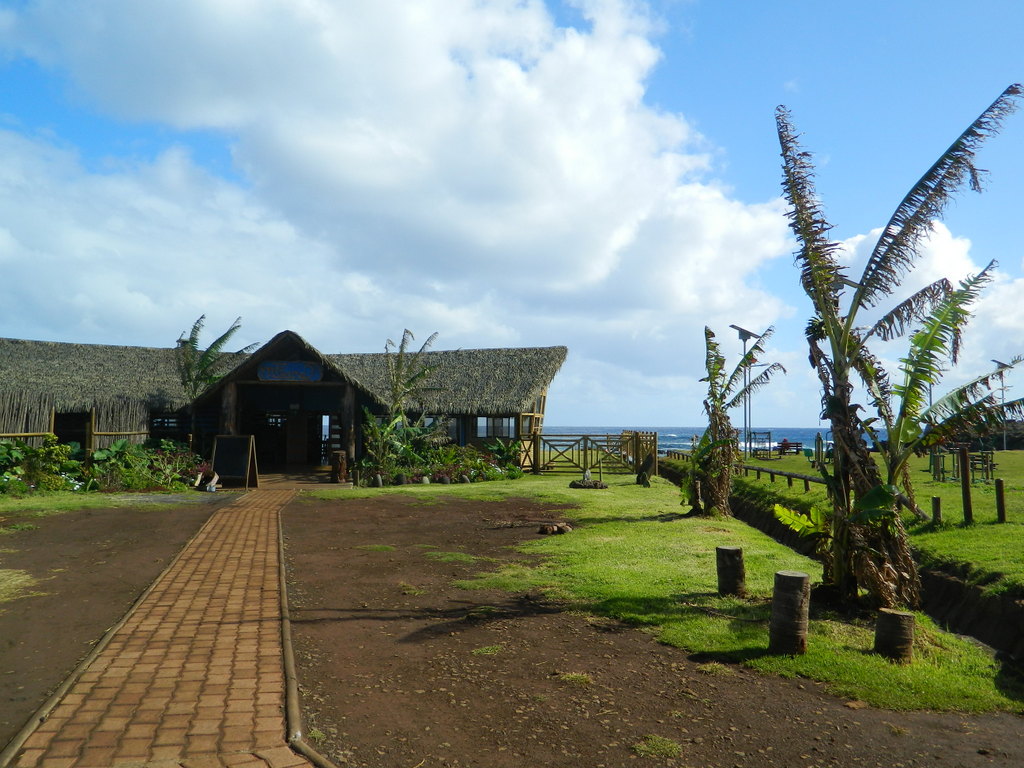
[0,0,804,424]
[826,219,1024,412]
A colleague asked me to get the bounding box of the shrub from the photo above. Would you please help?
[88,439,202,492]
[21,435,80,492]
[0,439,29,495]
[357,441,523,487]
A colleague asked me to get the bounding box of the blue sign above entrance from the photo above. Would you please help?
[257,360,324,382]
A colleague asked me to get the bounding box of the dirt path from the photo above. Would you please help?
[283,494,1024,768]
[0,494,227,747]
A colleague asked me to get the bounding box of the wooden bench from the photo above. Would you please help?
[776,442,803,456]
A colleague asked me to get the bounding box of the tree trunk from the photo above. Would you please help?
[715,546,746,597]
[823,374,921,609]
[701,412,737,515]
[768,570,810,655]
[874,608,915,663]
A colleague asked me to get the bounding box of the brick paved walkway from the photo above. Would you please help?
[6,490,313,768]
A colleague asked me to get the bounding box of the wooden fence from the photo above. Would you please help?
[518,431,658,475]
[0,408,147,451]
[665,449,824,493]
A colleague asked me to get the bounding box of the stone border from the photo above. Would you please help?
[276,505,339,768]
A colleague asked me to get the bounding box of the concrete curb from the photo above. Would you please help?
[277,495,339,768]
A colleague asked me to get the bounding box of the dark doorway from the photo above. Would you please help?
[53,411,90,448]
[234,381,346,470]
[240,409,336,469]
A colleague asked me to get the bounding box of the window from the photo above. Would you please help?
[476,417,514,439]
[150,414,183,431]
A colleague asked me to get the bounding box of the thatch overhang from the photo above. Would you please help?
[328,345,568,416]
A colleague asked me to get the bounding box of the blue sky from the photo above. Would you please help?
[1,0,1022,428]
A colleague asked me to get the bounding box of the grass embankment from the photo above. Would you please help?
[732,451,1024,596]
[309,476,1024,713]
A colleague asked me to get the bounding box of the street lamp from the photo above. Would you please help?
[730,324,762,457]
[992,359,1010,451]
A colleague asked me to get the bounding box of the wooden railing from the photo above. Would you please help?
[517,431,658,475]
[0,407,147,450]
[738,464,824,493]
[664,449,824,493]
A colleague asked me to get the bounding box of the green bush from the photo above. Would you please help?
[359,440,522,486]
[87,439,202,492]
[0,439,29,495]
[18,435,81,492]
[0,435,203,494]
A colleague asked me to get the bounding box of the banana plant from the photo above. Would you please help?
[384,329,440,423]
[686,326,784,515]
[776,83,1022,608]
[861,265,1024,516]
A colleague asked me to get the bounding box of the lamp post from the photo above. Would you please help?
[730,324,761,457]
[992,360,1010,451]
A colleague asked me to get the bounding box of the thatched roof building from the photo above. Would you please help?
[0,331,567,467]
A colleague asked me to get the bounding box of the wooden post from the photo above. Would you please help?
[931,496,942,526]
[958,445,973,524]
[996,478,1006,523]
[342,383,356,469]
[787,475,793,488]
[769,471,776,483]
[715,547,746,597]
[221,382,238,435]
[87,408,96,452]
[874,608,915,663]
[768,570,810,655]
[803,478,810,493]
[532,433,542,474]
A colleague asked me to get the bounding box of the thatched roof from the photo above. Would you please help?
[0,337,187,414]
[329,346,567,415]
[0,332,568,424]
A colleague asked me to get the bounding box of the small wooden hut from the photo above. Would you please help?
[0,331,567,471]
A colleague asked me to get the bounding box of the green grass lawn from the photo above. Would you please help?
[0,490,194,515]
[733,450,1024,595]
[312,474,1024,712]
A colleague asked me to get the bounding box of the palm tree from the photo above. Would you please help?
[384,329,439,422]
[775,84,1022,608]
[362,330,446,478]
[176,315,257,400]
[686,326,784,515]
[175,315,257,446]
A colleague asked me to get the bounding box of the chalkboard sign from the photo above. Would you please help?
[211,435,259,489]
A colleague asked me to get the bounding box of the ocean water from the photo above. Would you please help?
[546,426,846,455]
